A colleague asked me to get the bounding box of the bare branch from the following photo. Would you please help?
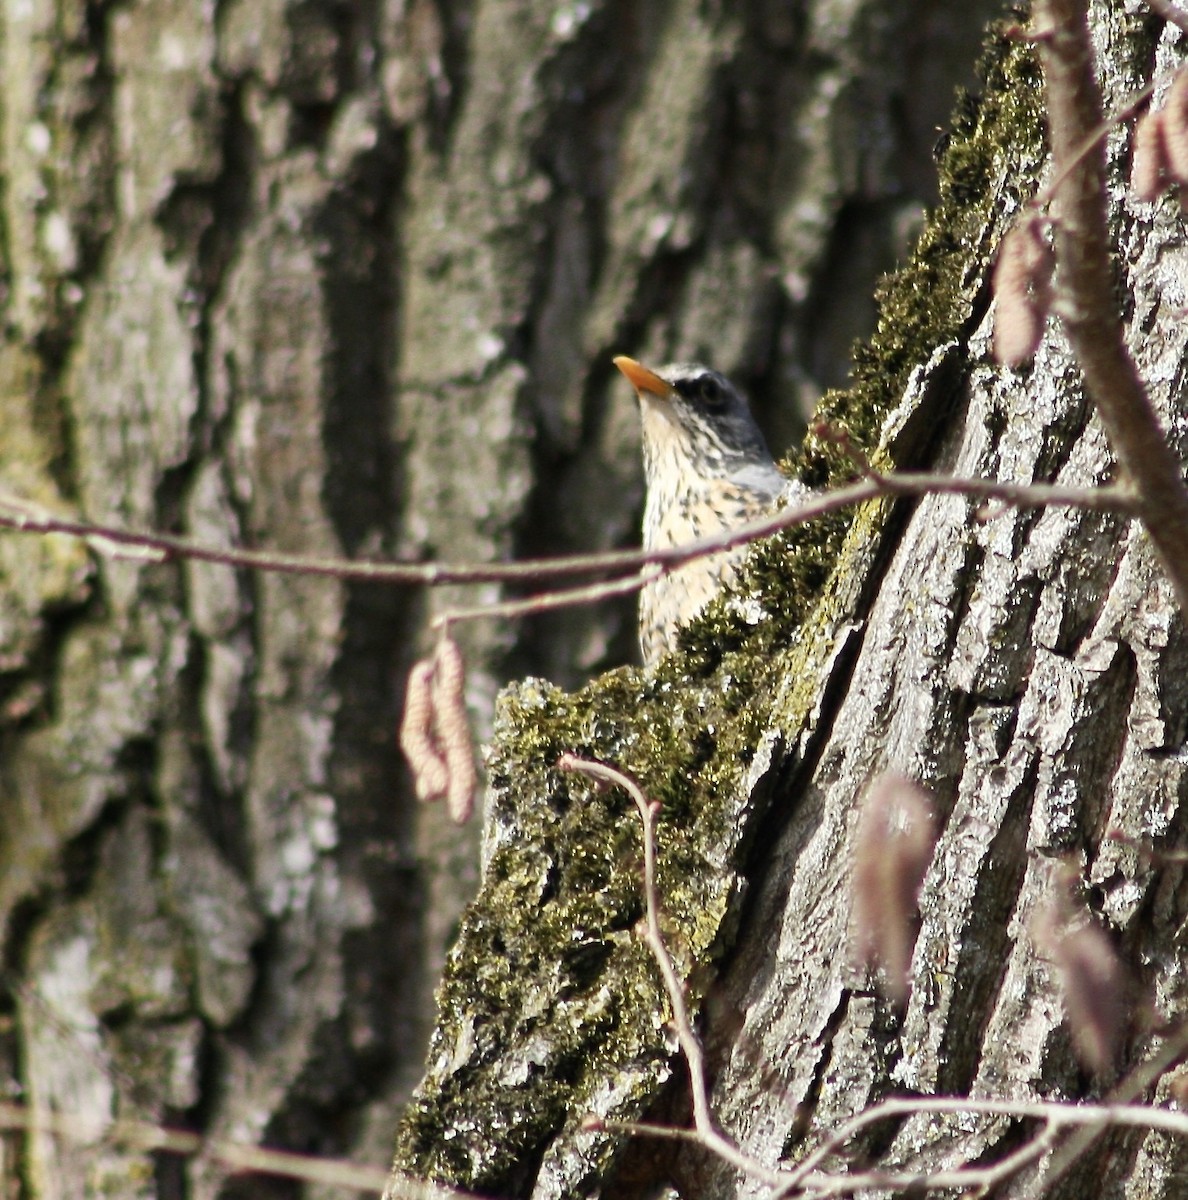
[554,755,1188,1197]
[780,1094,1188,1196]
[1032,78,1156,211]
[1033,1012,1188,1190]
[1033,0,1188,612]
[0,474,1137,614]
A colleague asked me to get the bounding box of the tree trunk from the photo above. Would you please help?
[392,4,1188,1200]
[0,0,1113,1197]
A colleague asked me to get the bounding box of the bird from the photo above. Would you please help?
[613,355,793,664]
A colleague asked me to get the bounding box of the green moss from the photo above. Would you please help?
[394,19,1050,1198]
[683,20,1047,669]
[394,670,757,1191]
[798,21,1044,483]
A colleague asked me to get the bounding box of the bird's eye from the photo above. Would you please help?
[698,376,725,408]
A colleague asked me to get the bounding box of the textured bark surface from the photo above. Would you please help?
[395,6,1188,1200]
[0,0,1001,1196]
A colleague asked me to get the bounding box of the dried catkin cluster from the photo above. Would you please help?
[991,216,1056,367]
[850,774,937,1004]
[398,633,477,824]
[1130,67,1188,206]
[1032,865,1130,1077]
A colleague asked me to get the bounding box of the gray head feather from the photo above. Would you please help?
[652,362,778,475]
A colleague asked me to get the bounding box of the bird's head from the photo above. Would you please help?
[613,355,774,478]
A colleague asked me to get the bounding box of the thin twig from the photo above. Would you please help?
[791,1132,1056,1197]
[785,1093,1188,1196]
[432,566,665,626]
[0,1101,399,1194]
[593,1117,709,1146]
[1032,80,1155,212]
[1033,1018,1188,1192]
[556,754,787,1188]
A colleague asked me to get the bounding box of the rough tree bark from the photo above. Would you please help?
[392,5,1188,1200]
[0,0,1130,1198]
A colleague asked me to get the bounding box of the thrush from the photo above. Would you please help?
[614,355,795,665]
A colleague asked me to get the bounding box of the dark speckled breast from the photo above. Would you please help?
[639,474,785,664]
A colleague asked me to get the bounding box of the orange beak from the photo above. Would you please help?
[613,355,674,399]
